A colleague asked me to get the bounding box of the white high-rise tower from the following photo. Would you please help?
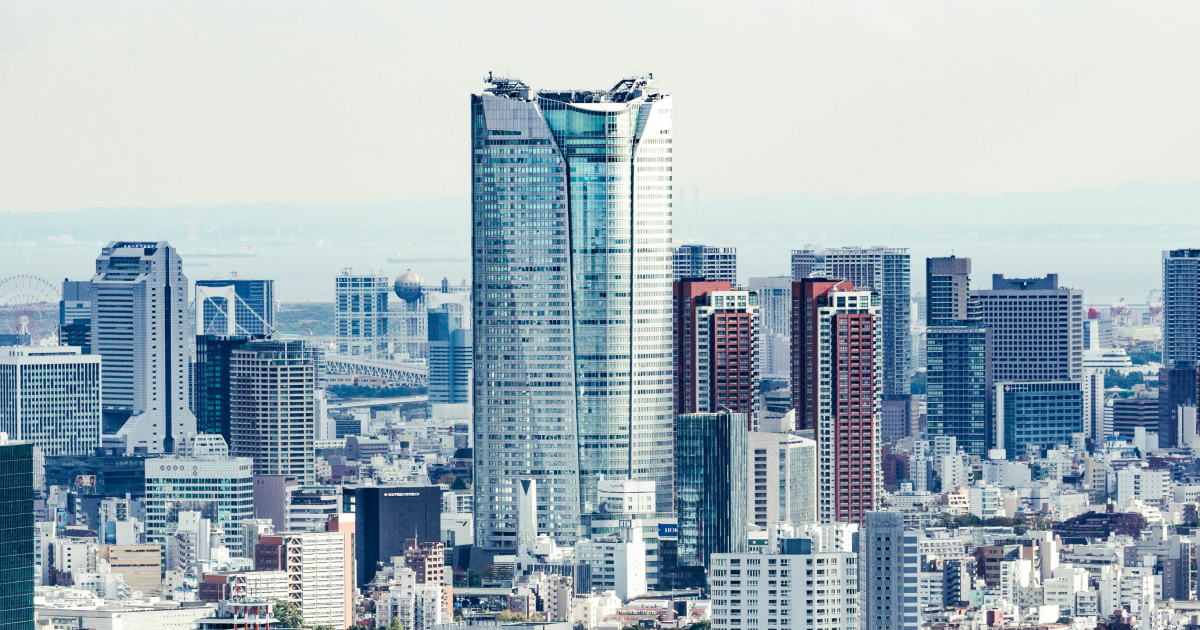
[91,241,195,454]
[471,74,674,549]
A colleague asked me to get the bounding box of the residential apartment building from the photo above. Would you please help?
[792,247,911,396]
[230,340,319,484]
[711,532,859,630]
[673,280,760,418]
[790,280,882,525]
[749,277,793,378]
[675,244,737,284]
[924,257,991,456]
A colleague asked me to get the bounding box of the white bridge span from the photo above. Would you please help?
[325,355,428,388]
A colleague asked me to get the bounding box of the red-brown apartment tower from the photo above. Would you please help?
[673,279,760,419]
[790,279,881,524]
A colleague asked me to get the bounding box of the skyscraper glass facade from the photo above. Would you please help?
[0,440,34,630]
[676,411,748,568]
[472,76,673,548]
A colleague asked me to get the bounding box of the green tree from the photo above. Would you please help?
[314,626,336,630]
[687,622,712,630]
[388,616,404,630]
[273,600,304,629]
[468,569,483,587]
[451,477,469,490]
[497,612,528,622]
[438,474,457,486]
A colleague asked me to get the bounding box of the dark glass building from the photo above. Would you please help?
[925,257,992,457]
[675,411,748,568]
[342,486,441,586]
[927,325,992,456]
[194,334,253,444]
[0,439,34,630]
[44,454,148,499]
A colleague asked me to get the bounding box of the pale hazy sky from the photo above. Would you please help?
[2,1,1199,212]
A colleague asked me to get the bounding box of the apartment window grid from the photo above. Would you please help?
[710,552,859,630]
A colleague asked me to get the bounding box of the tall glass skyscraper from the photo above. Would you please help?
[472,75,674,549]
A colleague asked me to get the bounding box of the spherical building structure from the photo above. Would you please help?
[394,270,424,303]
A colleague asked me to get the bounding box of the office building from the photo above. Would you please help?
[90,241,195,454]
[342,485,441,587]
[792,246,912,396]
[925,257,971,324]
[995,381,1084,458]
[99,545,162,592]
[1113,396,1161,440]
[676,411,748,567]
[863,512,922,630]
[674,244,737,284]
[0,346,101,456]
[747,430,817,529]
[1158,365,1197,447]
[1083,369,1107,441]
[971,274,1084,383]
[471,74,674,548]
[256,530,352,628]
[924,257,992,456]
[880,396,918,444]
[335,270,390,357]
[673,280,760,417]
[229,340,319,483]
[575,521,647,601]
[428,306,471,405]
[144,439,254,555]
[0,435,34,630]
[60,280,93,354]
[195,279,275,337]
[790,280,882,524]
[193,335,251,445]
[749,277,793,378]
[925,326,990,455]
[1163,249,1200,366]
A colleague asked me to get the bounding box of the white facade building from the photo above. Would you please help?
[748,431,817,529]
[596,479,656,515]
[90,241,195,455]
[711,533,860,630]
[144,446,254,555]
[575,521,647,601]
[0,346,101,456]
[1117,467,1169,508]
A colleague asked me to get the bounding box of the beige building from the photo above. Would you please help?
[100,545,162,592]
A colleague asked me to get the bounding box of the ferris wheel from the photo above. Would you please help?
[0,274,62,343]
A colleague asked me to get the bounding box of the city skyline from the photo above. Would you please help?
[8,7,1200,629]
